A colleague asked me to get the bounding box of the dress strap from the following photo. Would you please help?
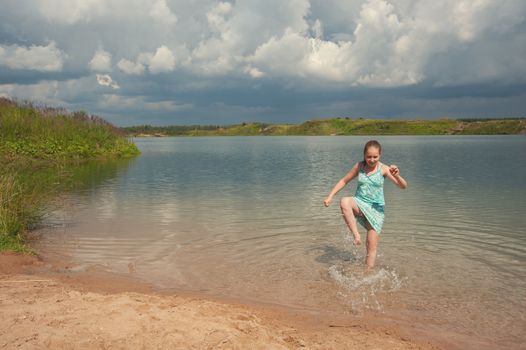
[371,163,381,174]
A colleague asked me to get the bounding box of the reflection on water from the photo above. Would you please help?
[35,136,526,349]
[38,158,137,228]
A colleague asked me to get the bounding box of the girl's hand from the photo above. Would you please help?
[323,196,332,207]
[389,164,400,177]
[387,164,407,189]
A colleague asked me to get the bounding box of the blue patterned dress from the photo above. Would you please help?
[354,163,385,233]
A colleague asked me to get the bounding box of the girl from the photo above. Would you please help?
[323,140,407,268]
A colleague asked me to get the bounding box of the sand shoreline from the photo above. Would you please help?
[0,251,440,349]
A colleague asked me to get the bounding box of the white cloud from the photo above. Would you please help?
[117,58,145,75]
[206,2,232,33]
[0,81,62,105]
[0,41,65,72]
[244,66,265,78]
[148,45,176,73]
[246,0,526,87]
[36,0,106,24]
[311,19,324,39]
[96,74,120,89]
[250,30,354,82]
[188,0,312,76]
[1,0,526,123]
[348,0,420,86]
[248,0,419,86]
[126,48,184,74]
[150,0,178,25]
[89,49,112,72]
[7,0,525,86]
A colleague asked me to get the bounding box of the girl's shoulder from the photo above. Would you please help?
[379,163,389,175]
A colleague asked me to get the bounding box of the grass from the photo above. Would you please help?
[0,100,139,160]
[0,161,56,253]
[0,234,32,253]
[0,98,140,252]
[122,117,526,137]
[0,173,40,237]
[453,119,526,135]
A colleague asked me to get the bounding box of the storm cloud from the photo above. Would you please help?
[0,0,525,125]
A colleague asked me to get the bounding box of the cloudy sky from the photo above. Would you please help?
[1,0,525,126]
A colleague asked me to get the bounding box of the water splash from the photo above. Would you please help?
[330,223,403,313]
[329,263,403,313]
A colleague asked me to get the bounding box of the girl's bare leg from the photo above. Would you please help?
[365,226,379,269]
[340,197,362,245]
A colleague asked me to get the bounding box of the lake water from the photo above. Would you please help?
[36,136,526,349]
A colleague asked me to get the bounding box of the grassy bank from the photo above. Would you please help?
[0,98,140,252]
[123,117,526,137]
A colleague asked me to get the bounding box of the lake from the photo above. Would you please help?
[35,136,526,349]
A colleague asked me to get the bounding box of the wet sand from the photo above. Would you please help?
[0,252,439,349]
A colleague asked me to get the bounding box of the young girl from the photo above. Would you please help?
[323,140,407,268]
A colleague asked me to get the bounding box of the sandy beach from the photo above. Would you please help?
[0,252,438,349]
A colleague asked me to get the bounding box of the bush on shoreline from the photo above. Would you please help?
[0,98,140,252]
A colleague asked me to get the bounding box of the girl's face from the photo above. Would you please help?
[364,147,381,167]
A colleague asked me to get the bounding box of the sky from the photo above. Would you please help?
[1,0,525,126]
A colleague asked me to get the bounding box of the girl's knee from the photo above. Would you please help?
[340,197,357,209]
[340,197,351,211]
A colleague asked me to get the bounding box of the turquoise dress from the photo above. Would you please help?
[354,163,385,233]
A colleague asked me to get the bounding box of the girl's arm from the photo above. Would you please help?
[385,164,407,189]
[324,162,360,207]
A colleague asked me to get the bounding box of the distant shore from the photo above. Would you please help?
[122,118,526,137]
[0,252,439,349]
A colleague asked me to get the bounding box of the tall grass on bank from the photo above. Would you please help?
[0,98,140,252]
[0,173,41,252]
[0,99,139,160]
